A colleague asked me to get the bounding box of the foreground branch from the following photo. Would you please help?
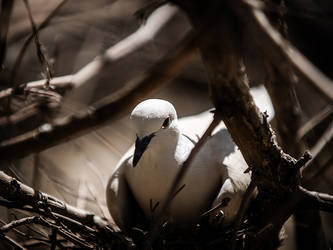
[0,171,108,228]
[150,112,222,243]
[0,170,135,248]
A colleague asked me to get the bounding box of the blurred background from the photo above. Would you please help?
[0,0,332,249]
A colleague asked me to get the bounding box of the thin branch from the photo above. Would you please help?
[243,0,333,101]
[22,0,53,86]
[302,120,333,176]
[2,3,178,99]
[10,0,68,86]
[0,31,197,161]
[299,186,333,212]
[0,171,109,229]
[231,180,256,250]
[0,216,37,233]
[149,112,222,242]
[297,105,333,140]
[0,233,27,250]
[303,155,333,184]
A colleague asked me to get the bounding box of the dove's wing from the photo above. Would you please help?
[106,156,133,231]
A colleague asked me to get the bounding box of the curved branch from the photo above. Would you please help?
[0,31,197,161]
[0,171,109,229]
[0,3,179,99]
[299,186,333,213]
[243,0,333,101]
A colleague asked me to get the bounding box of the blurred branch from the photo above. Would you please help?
[0,233,26,250]
[244,0,333,102]
[22,0,53,86]
[0,0,14,68]
[231,180,256,250]
[299,186,333,212]
[1,3,178,99]
[10,0,69,86]
[0,30,197,161]
[302,120,333,180]
[297,105,333,140]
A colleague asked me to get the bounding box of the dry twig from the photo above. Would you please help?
[0,30,197,161]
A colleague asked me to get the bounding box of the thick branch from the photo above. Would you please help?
[184,0,299,195]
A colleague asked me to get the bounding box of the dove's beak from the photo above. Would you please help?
[133,133,155,167]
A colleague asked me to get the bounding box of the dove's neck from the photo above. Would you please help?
[149,130,180,160]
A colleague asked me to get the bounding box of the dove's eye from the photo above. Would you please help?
[161,117,170,129]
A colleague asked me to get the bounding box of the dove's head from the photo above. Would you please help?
[130,99,180,167]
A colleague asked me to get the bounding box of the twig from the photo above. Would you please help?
[297,105,333,140]
[231,179,256,250]
[299,186,333,212]
[0,216,37,233]
[302,120,333,174]
[2,3,178,99]
[0,171,109,229]
[22,0,53,86]
[0,30,197,161]
[10,0,68,86]
[149,112,221,242]
[303,155,333,184]
[243,0,333,102]
[0,233,27,250]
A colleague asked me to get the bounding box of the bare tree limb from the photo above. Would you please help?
[1,3,178,100]
[0,30,197,161]
[243,0,333,102]
[297,105,333,140]
[22,0,53,86]
[0,171,109,229]
[10,0,69,86]
[302,120,333,179]
[299,186,333,212]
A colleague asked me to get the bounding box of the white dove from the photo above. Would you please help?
[106,97,266,231]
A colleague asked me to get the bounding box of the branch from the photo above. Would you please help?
[0,170,136,248]
[10,0,69,86]
[0,234,26,250]
[299,186,333,213]
[0,171,109,229]
[22,0,53,86]
[150,111,222,242]
[0,3,178,99]
[243,0,333,102]
[0,30,197,161]
[297,105,333,140]
[231,180,256,250]
[302,120,333,180]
